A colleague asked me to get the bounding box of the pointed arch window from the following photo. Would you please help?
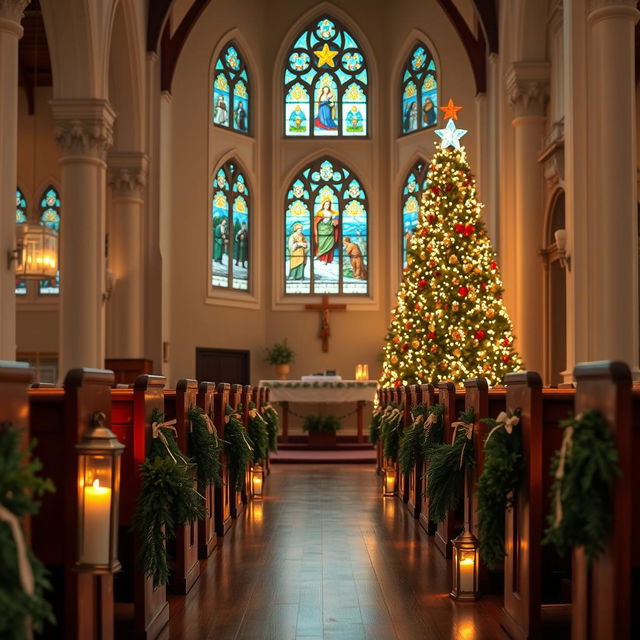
[285,158,368,295]
[284,16,368,137]
[401,160,429,268]
[38,186,60,295]
[400,43,438,135]
[212,42,250,135]
[15,188,27,296]
[211,160,250,291]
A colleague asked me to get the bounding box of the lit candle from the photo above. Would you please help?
[355,364,363,380]
[252,470,263,497]
[459,554,475,592]
[80,479,111,565]
[362,364,369,380]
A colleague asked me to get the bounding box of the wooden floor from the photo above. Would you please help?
[168,465,508,640]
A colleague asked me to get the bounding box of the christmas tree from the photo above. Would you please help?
[380,102,522,387]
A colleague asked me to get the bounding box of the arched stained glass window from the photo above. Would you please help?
[212,42,250,135]
[401,160,429,268]
[15,188,27,296]
[211,160,250,291]
[284,17,368,137]
[285,158,368,295]
[401,43,438,135]
[39,186,60,295]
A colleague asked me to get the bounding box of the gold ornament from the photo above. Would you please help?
[486,308,496,319]
[420,252,427,260]
[391,355,399,364]
[429,323,435,332]
[452,301,460,311]
[477,350,486,359]
[449,255,458,265]
[452,277,460,285]
[469,292,477,302]
[411,339,420,349]
[443,238,451,248]
[407,256,414,265]
[430,345,438,353]
[463,263,473,274]
[439,362,447,371]
[453,348,461,357]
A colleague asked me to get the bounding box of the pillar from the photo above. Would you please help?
[0,0,28,359]
[107,152,148,358]
[53,98,115,374]
[506,62,550,373]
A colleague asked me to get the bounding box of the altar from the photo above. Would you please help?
[258,379,377,443]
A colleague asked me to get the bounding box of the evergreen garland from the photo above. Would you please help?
[426,408,475,523]
[223,405,253,492]
[0,427,55,639]
[132,410,205,587]
[542,410,619,565]
[381,404,404,462]
[247,402,269,464]
[368,407,383,445]
[187,406,223,495]
[398,403,444,475]
[262,404,279,452]
[476,410,523,568]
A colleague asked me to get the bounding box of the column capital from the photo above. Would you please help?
[506,62,550,118]
[52,98,116,160]
[0,0,28,25]
[589,0,639,13]
[108,152,148,199]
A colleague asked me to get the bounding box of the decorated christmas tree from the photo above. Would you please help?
[380,101,522,387]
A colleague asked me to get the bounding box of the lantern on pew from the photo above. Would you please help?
[383,466,397,496]
[251,465,264,498]
[450,527,480,600]
[75,412,124,573]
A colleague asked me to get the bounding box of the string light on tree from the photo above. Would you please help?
[380,100,522,387]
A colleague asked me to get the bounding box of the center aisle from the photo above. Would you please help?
[168,465,507,640]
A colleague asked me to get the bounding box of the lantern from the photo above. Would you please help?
[252,465,264,498]
[9,223,58,279]
[450,527,480,600]
[383,466,397,496]
[75,412,124,573]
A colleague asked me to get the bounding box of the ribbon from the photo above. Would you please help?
[484,411,520,447]
[423,412,438,438]
[203,413,221,449]
[372,407,382,418]
[249,408,267,424]
[0,503,34,597]
[552,421,577,527]
[224,412,242,424]
[151,419,186,464]
[451,421,474,470]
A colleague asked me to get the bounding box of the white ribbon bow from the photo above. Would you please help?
[484,411,520,447]
[451,421,474,470]
[0,503,34,596]
[552,417,579,527]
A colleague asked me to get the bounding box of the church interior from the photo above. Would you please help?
[0,0,639,639]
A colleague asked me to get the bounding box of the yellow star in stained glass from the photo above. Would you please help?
[314,43,339,68]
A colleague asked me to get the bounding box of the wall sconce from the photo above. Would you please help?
[383,466,397,496]
[554,229,571,271]
[251,465,264,498]
[75,412,124,573]
[8,224,58,279]
[450,527,480,600]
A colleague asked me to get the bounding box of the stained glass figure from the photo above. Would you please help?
[285,158,368,295]
[211,161,250,291]
[402,160,429,268]
[213,42,250,134]
[15,188,27,295]
[38,186,61,295]
[284,16,368,137]
[401,43,438,135]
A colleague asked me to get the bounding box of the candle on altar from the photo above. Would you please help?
[362,364,369,380]
[355,364,363,380]
[80,479,111,565]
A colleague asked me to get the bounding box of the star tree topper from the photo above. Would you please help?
[435,115,468,150]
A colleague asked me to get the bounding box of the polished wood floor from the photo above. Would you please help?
[168,465,507,640]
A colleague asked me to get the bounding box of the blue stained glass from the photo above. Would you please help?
[401,42,438,135]
[294,33,307,49]
[285,70,296,84]
[316,18,336,40]
[355,70,368,83]
[213,42,251,135]
[336,69,350,84]
[300,69,317,85]
[15,188,27,295]
[39,186,61,295]
[343,33,357,49]
[401,160,428,269]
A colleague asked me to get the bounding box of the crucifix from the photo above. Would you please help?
[304,294,346,352]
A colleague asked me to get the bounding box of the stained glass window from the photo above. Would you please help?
[401,43,438,135]
[38,186,60,295]
[285,158,368,295]
[401,160,429,268]
[284,17,368,137]
[212,42,250,135]
[15,188,27,296]
[211,161,250,291]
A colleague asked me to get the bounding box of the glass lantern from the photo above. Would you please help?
[252,465,264,498]
[383,466,397,496]
[450,527,480,600]
[12,224,58,279]
[75,412,124,574]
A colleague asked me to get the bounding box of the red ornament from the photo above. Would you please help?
[475,330,485,340]
[503,356,510,363]
[394,380,402,387]
[481,282,487,291]
[427,214,436,224]
[434,270,441,277]
[431,186,441,196]
[443,304,449,310]
[465,224,475,236]
[414,303,422,311]
[458,286,468,297]
[401,343,409,352]
[428,332,436,340]
[421,228,428,236]
[445,184,453,192]
[428,259,436,268]
[454,223,464,234]
[405,321,413,330]
[502,339,510,346]
[464,180,470,186]
[418,279,427,290]
[490,261,497,270]
[393,336,400,344]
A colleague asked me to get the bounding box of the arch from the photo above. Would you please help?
[400,158,429,268]
[544,187,566,248]
[284,156,369,295]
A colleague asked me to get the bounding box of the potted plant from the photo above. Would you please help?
[265,339,295,380]
[302,414,341,449]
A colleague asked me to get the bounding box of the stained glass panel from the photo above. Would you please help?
[213,43,250,135]
[401,160,428,268]
[39,186,60,295]
[16,188,27,295]
[401,43,438,135]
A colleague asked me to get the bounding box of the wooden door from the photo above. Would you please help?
[196,348,250,385]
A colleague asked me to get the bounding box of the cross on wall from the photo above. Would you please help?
[304,295,346,352]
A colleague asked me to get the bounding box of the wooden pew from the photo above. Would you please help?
[229,384,244,519]
[397,385,410,504]
[418,384,437,534]
[111,375,170,640]
[264,387,272,475]
[163,379,201,595]
[240,384,253,506]
[29,368,116,640]
[213,383,232,537]
[375,388,385,475]
[196,381,218,558]
[501,373,573,640]
[251,386,268,479]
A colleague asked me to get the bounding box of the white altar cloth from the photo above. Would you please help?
[258,380,377,403]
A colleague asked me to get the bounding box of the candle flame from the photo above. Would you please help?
[459,557,474,565]
[93,479,100,489]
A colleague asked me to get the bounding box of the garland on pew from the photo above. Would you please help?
[132,410,205,588]
[476,410,523,569]
[261,404,280,453]
[247,402,269,464]
[223,405,253,491]
[542,410,619,565]
[368,405,384,445]
[381,404,404,462]
[426,408,475,523]
[0,426,55,640]
[187,406,223,495]
[398,403,444,476]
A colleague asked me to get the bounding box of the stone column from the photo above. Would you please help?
[107,152,148,359]
[0,0,28,359]
[506,62,550,374]
[52,98,115,374]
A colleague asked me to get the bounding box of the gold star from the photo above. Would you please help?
[439,98,463,120]
[314,43,339,68]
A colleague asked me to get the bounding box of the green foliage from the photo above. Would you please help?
[368,407,383,445]
[0,427,55,639]
[264,339,295,365]
[188,406,222,494]
[133,410,205,588]
[381,405,404,462]
[542,410,619,565]
[426,408,475,523]
[302,414,341,434]
[223,405,253,491]
[262,405,279,452]
[247,403,269,463]
[476,411,523,568]
[398,403,443,475]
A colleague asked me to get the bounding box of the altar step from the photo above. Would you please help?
[270,448,376,464]
[277,442,374,451]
